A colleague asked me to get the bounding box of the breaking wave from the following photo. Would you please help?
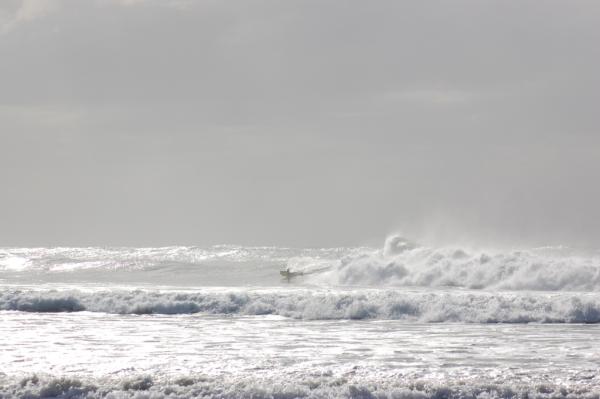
[309,236,600,291]
[2,288,600,323]
[0,236,600,292]
[1,373,599,399]
[2,235,600,291]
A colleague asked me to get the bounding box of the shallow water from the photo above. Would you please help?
[2,312,600,379]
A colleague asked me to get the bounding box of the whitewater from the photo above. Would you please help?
[1,236,600,398]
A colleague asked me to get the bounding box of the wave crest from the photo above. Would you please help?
[311,235,600,291]
[2,288,600,323]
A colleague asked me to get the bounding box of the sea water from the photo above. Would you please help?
[1,237,599,398]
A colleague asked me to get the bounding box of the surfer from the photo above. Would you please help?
[280,267,303,282]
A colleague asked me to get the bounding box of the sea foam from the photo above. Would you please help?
[2,288,600,322]
[311,236,600,291]
[2,373,599,399]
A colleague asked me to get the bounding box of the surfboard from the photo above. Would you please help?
[280,269,304,280]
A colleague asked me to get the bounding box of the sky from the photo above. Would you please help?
[1,0,599,248]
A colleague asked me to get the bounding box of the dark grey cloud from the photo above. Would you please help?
[1,0,599,247]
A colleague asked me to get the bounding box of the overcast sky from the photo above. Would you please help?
[1,0,599,248]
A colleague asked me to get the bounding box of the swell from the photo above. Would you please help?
[2,374,599,399]
[2,288,600,323]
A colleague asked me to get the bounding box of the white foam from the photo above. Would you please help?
[312,236,600,291]
[2,287,600,322]
[1,373,599,399]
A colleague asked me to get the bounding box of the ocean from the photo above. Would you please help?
[1,236,599,398]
